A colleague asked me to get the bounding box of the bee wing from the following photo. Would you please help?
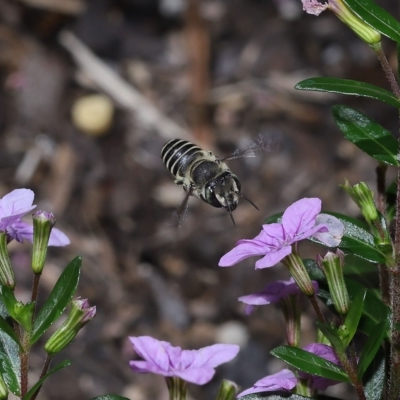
[220,134,277,162]
[172,188,193,228]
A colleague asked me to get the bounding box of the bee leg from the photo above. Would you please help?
[223,195,236,226]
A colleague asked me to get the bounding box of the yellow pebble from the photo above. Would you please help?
[71,94,114,136]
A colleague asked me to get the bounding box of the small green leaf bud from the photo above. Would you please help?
[32,211,56,274]
[44,298,96,355]
[318,250,349,315]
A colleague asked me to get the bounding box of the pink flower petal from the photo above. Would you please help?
[48,227,70,246]
[189,344,239,368]
[282,198,321,239]
[0,189,36,228]
[255,245,292,269]
[129,336,171,371]
[301,0,329,15]
[219,240,267,266]
[238,369,297,397]
[175,367,215,385]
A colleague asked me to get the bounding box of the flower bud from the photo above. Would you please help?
[280,294,301,347]
[44,298,96,355]
[328,0,381,45]
[342,181,378,224]
[318,250,349,315]
[0,232,15,289]
[282,253,315,296]
[32,211,56,274]
[215,380,239,400]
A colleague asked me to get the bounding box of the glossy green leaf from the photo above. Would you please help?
[332,105,398,166]
[343,0,400,43]
[89,396,130,400]
[347,282,389,335]
[31,256,81,344]
[363,351,385,400]
[271,346,349,382]
[315,322,345,354]
[0,330,20,396]
[357,319,389,379]
[342,289,367,347]
[0,315,22,351]
[312,212,386,263]
[0,286,18,320]
[295,78,400,108]
[23,360,71,400]
[343,255,377,288]
[303,258,326,281]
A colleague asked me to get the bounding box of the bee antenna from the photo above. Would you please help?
[228,207,236,225]
[239,193,259,210]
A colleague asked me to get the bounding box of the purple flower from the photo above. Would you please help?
[300,0,380,45]
[237,369,297,397]
[237,344,340,397]
[129,336,239,385]
[239,278,319,315]
[0,189,69,246]
[300,343,341,390]
[301,0,329,15]
[219,198,328,269]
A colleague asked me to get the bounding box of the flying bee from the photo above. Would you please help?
[161,138,266,226]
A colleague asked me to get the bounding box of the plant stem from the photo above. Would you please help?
[388,136,400,399]
[31,355,53,400]
[31,273,41,304]
[376,164,390,305]
[20,333,31,397]
[373,43,400,98]
[307,295,326,324]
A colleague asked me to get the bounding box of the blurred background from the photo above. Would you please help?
[0,0,398,398]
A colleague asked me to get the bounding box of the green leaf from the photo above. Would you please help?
[0,286,18,319]
[357,319,389,379]
[332,105,398,166]
[315,212,386,263]
[0,330,20,396]
[345,280,389,335]
[343,0,400,43]
[342,289,367,347]
[271,346,349,382]
[315,322,345,354]
[0,315,22,351]
[363,351,385,400]
[89,396,131,400]
[295,78,400,108]
[303,259,326,282]
[22,360,71,400]
[31,256,81,344]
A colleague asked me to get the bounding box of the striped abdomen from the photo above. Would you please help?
[161,139,204,178]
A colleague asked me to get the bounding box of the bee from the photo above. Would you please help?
[161,138,262,226]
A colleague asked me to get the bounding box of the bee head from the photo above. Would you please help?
[203,172,240,209]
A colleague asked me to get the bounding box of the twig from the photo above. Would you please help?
[58,31,189,140]
[19,0,85,15]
